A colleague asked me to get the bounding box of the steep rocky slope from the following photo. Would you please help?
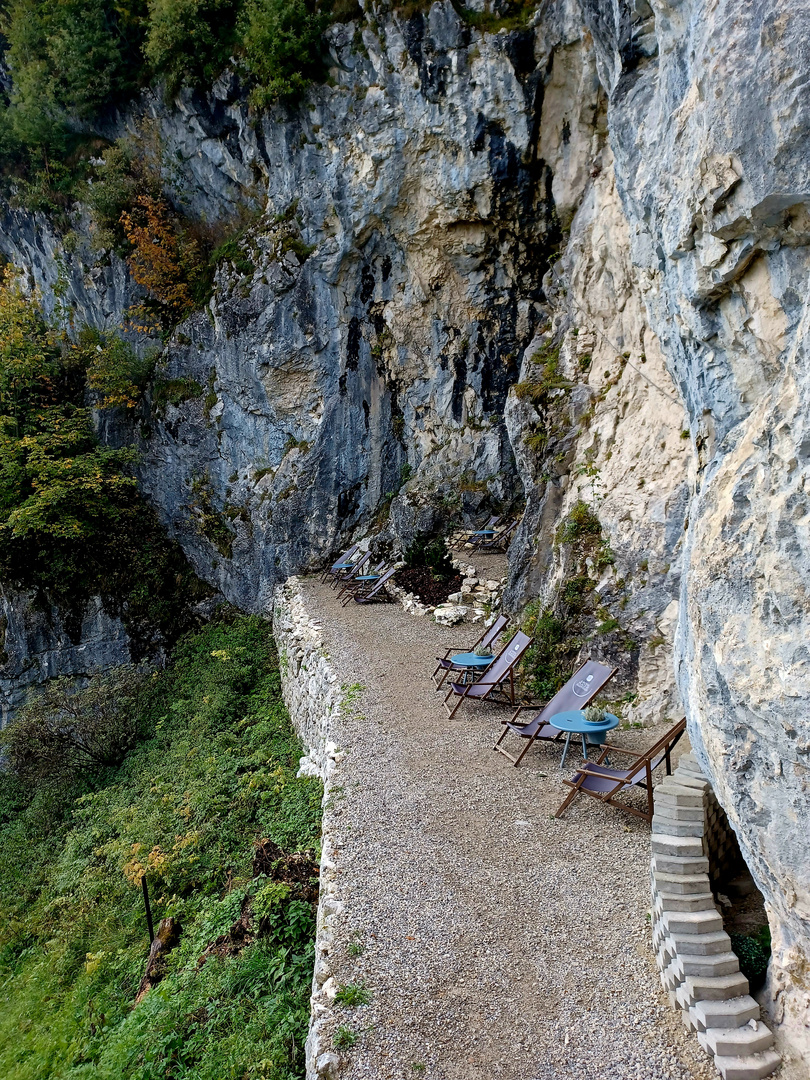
[0,0,808,1063]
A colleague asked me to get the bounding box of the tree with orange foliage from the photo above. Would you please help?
[120,194,209,329]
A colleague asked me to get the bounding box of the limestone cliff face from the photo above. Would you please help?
[578,0,810,1058]
[0,0,808,1061]
[0,590,131,725]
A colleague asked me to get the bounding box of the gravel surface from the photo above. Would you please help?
[302,565,717,1080]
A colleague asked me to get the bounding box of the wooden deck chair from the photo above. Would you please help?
[459,515,502,544]
[352,566,398,605]
[443,631,532,719]
[493,659,617,766]
[321,543,360,584]
[340,563,391,606]
[431,614,510,689]
[472,519,518,552]
[331,550,371,591]
[554,717,687,823]
[336,559,388,602]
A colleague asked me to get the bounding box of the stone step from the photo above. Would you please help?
[662,909,723,935]
[691,996,760,1031]
[668,930,732,956]
[698,1021,774,1057]
[677,754,708,776]
[652,869,712,894]
[670,772,709,790]
[652,834,705,858]
[676,951,740,978]
[713,1050,782,1080]
[677,971,749,1010]
[655,786,706,808]
[652,815,705,837]
[678,764,709,782]
[653,802,707,822]
[653,853,710,875]
[662,963,684,992]
[655,890,716,913]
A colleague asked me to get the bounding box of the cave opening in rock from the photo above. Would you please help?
[705,790,772,994]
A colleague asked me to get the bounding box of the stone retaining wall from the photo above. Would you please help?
[651,754,780,1080]
[272,578,345,1079]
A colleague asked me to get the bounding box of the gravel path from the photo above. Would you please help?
[302,568,717,1080]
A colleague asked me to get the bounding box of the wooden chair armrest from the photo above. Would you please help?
[500,705,546,726]
[595,744,644,761]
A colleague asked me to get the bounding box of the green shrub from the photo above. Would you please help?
[0,615,322,1079]
[556,500,602,545]
[0,666,151,790]
[334,981,371,1007]
[0,273,210,648]
[84,141,151,252]
[519,606,570,700]
[84,329,157,409]
[240,0,329,105]
[152,376,204,410]
[144,0,240,96]
[404,531,455,581]
[0,0,146,207]
[730,928,771,989]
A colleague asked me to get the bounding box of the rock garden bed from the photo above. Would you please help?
[393,566,462,606]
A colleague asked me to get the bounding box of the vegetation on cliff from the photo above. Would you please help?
[0,0,334,208]
[0,613,321,1079]
[0,271,208,650]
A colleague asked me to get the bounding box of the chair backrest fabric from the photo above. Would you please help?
[539,660,616,723]
[358,566,397,600]
[478,614,509,652]
[478,631,532,686]
[347,550,371,574]
[331,543,359,570]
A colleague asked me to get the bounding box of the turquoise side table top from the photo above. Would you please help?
[551,710,620,735]
[451,652,493,667]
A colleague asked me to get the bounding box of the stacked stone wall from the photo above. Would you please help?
[272,578,346,1079]
[704,793,746,895]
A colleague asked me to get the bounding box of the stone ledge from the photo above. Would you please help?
[650,753,779,1079]
[272,577,347,1080]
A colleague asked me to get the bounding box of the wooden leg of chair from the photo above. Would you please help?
[445,688,467,719]
[512,732,539,767]
[555,783,582,818]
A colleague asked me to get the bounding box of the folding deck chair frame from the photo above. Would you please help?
[431,614,510,689]
[554,717,687,822]
[442,631,532,719]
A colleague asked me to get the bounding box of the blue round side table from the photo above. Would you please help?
[549,710,620,768]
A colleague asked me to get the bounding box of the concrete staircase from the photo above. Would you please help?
[650,753,781,1080]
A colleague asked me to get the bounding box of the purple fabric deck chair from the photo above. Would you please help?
[352,566,398,605]
[471,519,518,552]
[493,659,617,766]
[443,631,532,719]
[330,549,371,590]
[321,543,360,584]
[554,717,687,823]
[431,614,510,689]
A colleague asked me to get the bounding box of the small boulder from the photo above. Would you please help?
[433,604,468,626]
